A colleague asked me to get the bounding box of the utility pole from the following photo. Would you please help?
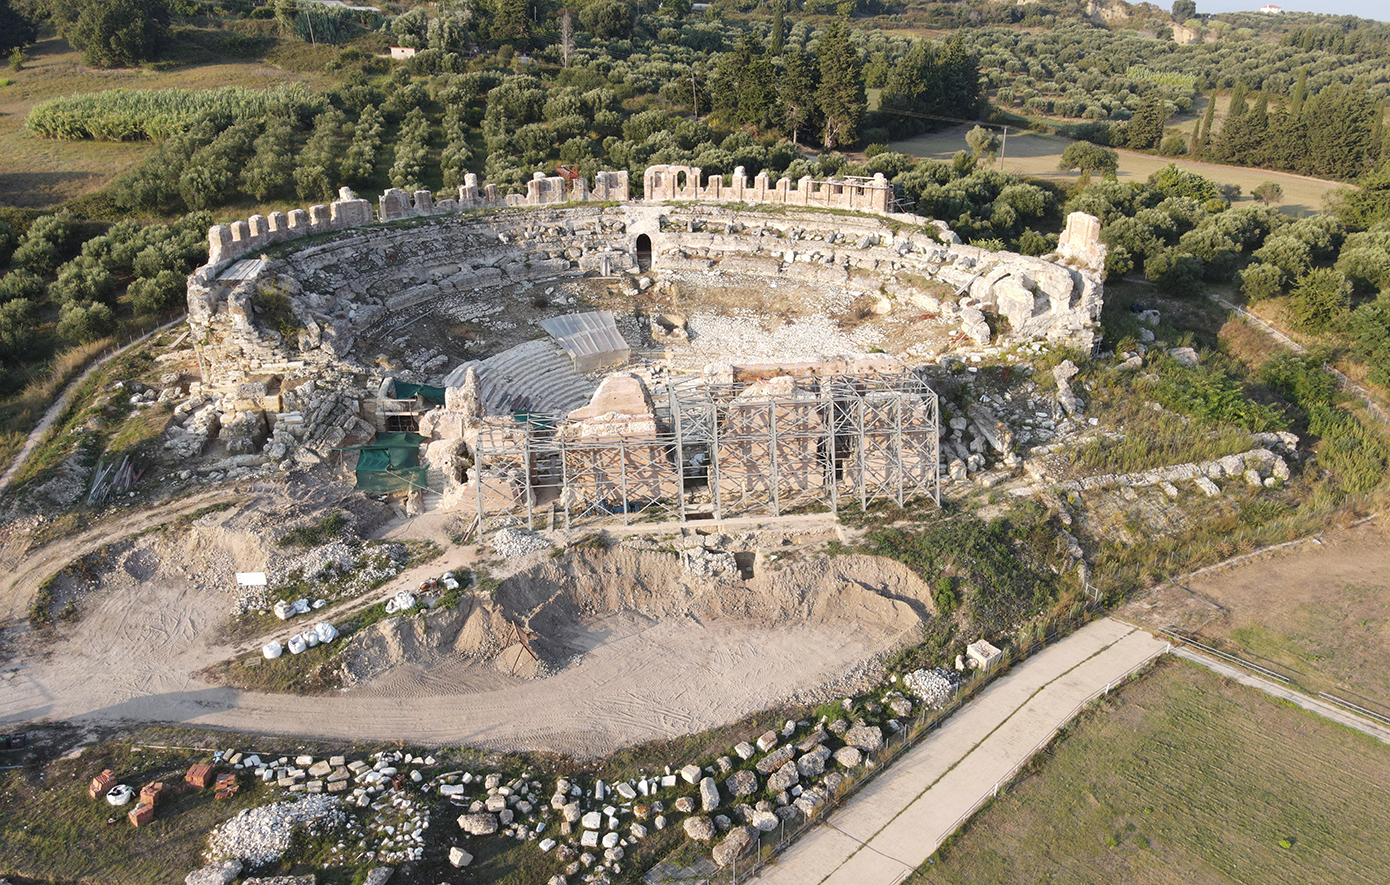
[691,68,699,116]
[999,125,1008,164]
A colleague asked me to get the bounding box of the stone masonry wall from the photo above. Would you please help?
[642,164,893,215]
[205,171,631,268]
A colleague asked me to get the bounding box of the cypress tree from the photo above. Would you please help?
[769,0,784,56]
[1192,91,1216,159]
[780,46,819,146]
[816,21,865,150]
[879,39,936,139]
[1289,68,1308,118]
[1228,79,1249,120]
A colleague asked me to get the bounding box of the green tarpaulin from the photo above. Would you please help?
[392,382,447,405]
[341,432,430,494]
[354,466,429,495]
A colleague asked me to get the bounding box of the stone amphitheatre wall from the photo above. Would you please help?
[183,168,1105,462]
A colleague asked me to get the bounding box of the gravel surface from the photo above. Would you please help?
[207,795,346,865]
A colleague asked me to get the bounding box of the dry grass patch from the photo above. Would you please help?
[911,658,1390,885]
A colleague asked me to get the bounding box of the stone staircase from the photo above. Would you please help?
[444,339,598,417]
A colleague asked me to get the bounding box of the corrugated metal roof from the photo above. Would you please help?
[538,311,630,371]
[217,258,269,281]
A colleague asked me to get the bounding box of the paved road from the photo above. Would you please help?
[758,618,1168,885]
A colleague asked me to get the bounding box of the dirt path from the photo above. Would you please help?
[0,494,921,757]
[758,619,1168,885]
[0,614,904,757]
[0,487,242,625]
[891,125,1340,217]
[0,316,186,496]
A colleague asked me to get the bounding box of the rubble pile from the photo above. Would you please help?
[903,668,958,708]
[206,795,346,865]
[492,528,552,557]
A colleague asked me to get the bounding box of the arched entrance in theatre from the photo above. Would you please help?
[635,234,652,271]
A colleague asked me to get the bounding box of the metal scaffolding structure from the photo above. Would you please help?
[471,370,940,531]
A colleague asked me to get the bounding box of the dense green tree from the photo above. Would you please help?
[711,33,778,131]
[389,108,431,191]
[579,0,631,40]
[0,270,43,303]
[1171,0,1196,21]
[1058,141,1118,177]
[966,125,1001,162]
[1252,181,1283,206]
[1286,268,1352,332]
[1227,80,1249,121]
[1191,91,1216,159]
[816,21,865,151]
[769,0,784,56]
[294,109,348,202]
[342,105,384,186]
[1239,262,1284,302]
[50,255,116,306]
[13,212,74,275]
[1254,233,1313,279]
[0,297,37,362]
[56,0,169,68]
[1123,94,1167,152]
[1289,68,1309,118]
[129,269,185,316]
[178,120,258,211]
[484,0,530,47]
[1146,248,1205,295]
[1333,162,1390,230]
[0,0,36,58]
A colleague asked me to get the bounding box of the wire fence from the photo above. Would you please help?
[645,605,1106,885]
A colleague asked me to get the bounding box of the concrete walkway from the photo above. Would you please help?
[1171,646,1390,746]
[757,618,1168,885]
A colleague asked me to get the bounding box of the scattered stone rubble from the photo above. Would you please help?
[491,527,553,557]
[207,795,346,865]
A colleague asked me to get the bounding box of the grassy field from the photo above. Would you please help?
[908,658,1390,885]
[0,36,330,209]
[890,123,1340,217]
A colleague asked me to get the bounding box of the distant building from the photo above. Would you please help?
[1259,4,1283,12]
[390,46,418,60]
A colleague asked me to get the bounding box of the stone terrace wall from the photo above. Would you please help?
[643,164,892,215]
[205,170,630,268]
[649,205,1105,348]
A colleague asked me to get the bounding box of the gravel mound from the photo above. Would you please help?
[904,668,958,708]
[207,795,345,865]
[492,528,552,558]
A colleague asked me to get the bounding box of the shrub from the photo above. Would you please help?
[1239,262,1284,302]
[56,300,115,344]
[0,297,37,360]
[1284,268,1351,333]
[12,212,74,274]
[1144,249,1204,296]
[130,269,186,315]
[50,256,117,306]
[0,270,45,303]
